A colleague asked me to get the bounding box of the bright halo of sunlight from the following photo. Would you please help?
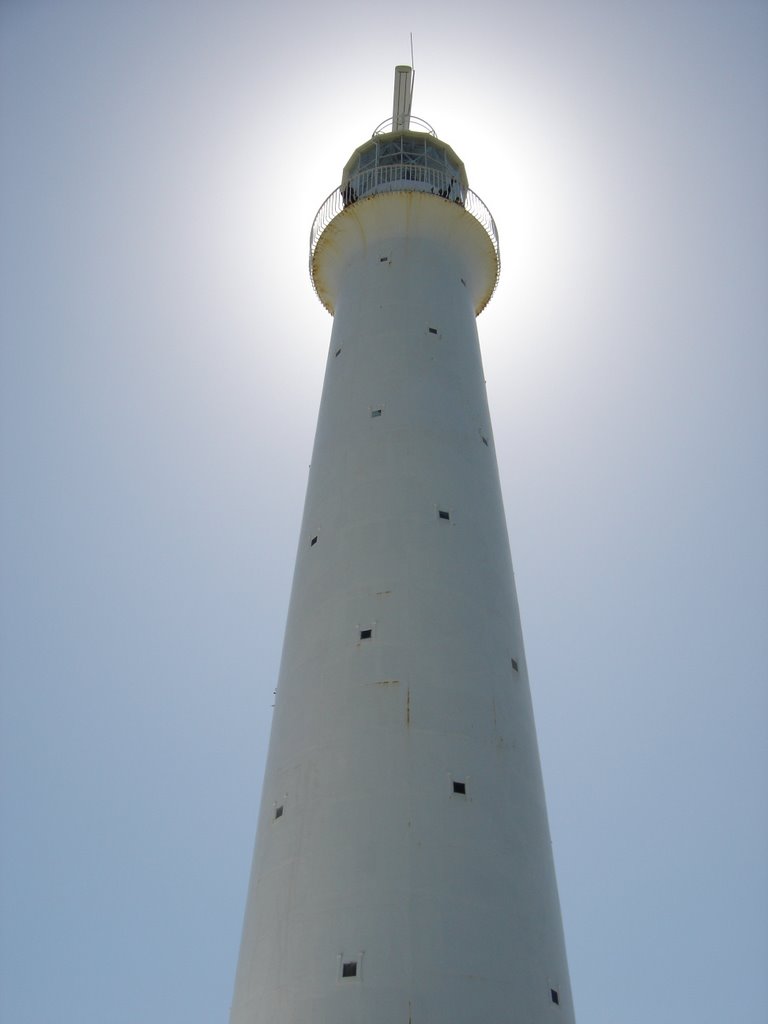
[491,117,598,331]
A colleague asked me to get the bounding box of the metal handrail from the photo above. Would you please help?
[309,175,500,279]
[309,187,346,260]
[342,163,464,204]
[372,115,436,136]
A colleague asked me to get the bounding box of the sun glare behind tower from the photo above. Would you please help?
[230,66,575,1023]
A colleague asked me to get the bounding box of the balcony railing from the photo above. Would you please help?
[372,115,437,136]
[309,165,500,291]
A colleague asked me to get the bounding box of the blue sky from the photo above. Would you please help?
[1,2,766,1022]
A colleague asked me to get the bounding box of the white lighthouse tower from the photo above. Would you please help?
[230,67,575,1023]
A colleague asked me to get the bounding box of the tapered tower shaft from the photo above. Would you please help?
[231,72,574,1023]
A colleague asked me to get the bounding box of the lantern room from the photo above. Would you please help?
[341,129,468,205]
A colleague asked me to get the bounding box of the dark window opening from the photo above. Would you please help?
[481,435,489,446]
[452,780,466,795]
[360,628,372,640]
[342,961,357,978]
[460,278,466,286]
[511,658,519,672]
[334,347,342,357]
[551,989,560,1005]
[274,805,284,819]
[438,509,450,521]
[379,256,388,262]
[428,327,438,335]
[371,409,382,418]
[310,535,318,546]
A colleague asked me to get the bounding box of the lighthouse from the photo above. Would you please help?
[230,67,575,1023]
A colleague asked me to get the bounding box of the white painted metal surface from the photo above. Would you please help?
[392,65,413,131]
[230,92,575,1024]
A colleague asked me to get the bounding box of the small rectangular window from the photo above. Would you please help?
[481,435,489,446]
[334,347,341,357]
[551,989,560,1005]
[360,628,372,640]
[511,658,519,672]
[274,805,284,819]
[371,409,382,418]
[428,327,438,335]
[310,535,318,546]
[438,509,450,521]
[452,780,466,795]
[379,256,389,262]
[342,961,357,978]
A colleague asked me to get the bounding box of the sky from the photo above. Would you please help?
[1,1,766,1022]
